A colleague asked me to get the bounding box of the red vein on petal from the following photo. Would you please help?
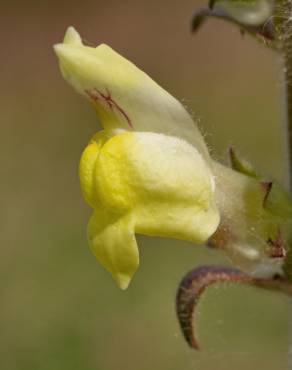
[85,88,133,128]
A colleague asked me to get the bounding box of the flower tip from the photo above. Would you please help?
[53,43,74,63]
[53,27,82,58]
[63,26,83,45]
[114,273,132,290]
[53,43,77,73]
[53,43,63,58]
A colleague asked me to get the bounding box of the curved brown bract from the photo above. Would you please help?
[176,266,292,350]
[176,266,252,349]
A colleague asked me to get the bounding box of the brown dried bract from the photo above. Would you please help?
[266,230,287,258]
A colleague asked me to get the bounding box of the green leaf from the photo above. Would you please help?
[212,0,274,26]
[192,0,275,44]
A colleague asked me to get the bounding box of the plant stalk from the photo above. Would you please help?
[281,1,292,366]
[282,0,292,191]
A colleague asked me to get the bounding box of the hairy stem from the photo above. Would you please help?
[283,63,292,190]
[282,0,292,190]
[280,1,292,366]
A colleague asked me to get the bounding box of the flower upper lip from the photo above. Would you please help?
[54,26,212,161]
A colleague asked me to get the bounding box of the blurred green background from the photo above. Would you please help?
[1,0,291,369]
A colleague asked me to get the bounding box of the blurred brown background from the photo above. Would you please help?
[1,0,290,369]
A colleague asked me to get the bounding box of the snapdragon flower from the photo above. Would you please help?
[54,27,219,289]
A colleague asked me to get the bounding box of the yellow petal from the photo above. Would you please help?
[95,131,219,244]
[82,131,219,288]
[54,27,209,160]
[87,209,139,290]
[80,131,219,289]
[79,131,113,207]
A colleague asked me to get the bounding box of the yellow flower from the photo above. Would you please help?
[54,27,219,289]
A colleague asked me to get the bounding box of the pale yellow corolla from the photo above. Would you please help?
[54,27,219,289]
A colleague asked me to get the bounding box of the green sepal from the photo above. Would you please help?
[263,182,292,217]
[229,147,258,178]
